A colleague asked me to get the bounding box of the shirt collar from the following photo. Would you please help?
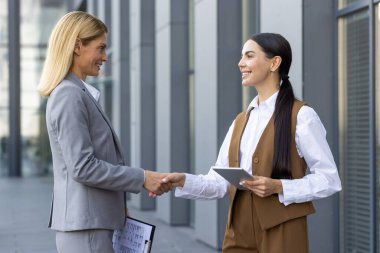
[246,91,279,115]
[81,80,100,102]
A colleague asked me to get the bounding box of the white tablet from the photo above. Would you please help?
[212,166,254,190]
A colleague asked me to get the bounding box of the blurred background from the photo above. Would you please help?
[0,0,378,252]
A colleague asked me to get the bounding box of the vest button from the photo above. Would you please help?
[253,157,259,163]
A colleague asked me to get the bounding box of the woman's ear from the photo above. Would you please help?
[270,56,282,72]
[74,38,82,56]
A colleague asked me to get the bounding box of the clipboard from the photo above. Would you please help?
[212,166,254,190]
[113,216,156,253]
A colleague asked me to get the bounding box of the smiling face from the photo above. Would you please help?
[72,33,108,80]
[238,40,276,87]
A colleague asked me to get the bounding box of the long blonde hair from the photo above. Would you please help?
[37,11,108,96]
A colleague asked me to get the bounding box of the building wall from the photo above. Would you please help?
[155,0,190,225]
[192,0,242,248]
[303,1,339,253]
[129,0,156,210]
[260,0,303,99]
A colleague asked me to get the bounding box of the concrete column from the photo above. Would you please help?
[155,0,189,225]
[8,0,21,177]
[260,0,303,99]
[111,0,130,164]
[303,1,339,253]
[86,0,97,16]
[96,0,107,112]
[129,0,156,210]
[194,0,242,248]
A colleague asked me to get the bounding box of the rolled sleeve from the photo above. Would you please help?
[280,106,342,205]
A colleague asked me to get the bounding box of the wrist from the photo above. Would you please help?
[180,173,186,187]
[143,170,149,188]
[276,179,283,194]
[174,173,186,188]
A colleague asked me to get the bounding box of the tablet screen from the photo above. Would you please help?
[212,166,254,190]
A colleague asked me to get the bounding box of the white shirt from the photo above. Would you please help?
[175,92,342,206]
[82,80,100,102]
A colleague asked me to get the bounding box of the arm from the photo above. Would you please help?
[49,86,145,193]
[278,106,342,205]
[164,120,236,200]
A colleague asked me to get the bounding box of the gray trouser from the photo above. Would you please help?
[56,229,114,253]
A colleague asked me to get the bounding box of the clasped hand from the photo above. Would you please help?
[143,171,185,198]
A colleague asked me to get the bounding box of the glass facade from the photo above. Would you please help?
[338,7,375,253]
[0,0,8,177]
[339,0,364,9]
[20,0,65,176]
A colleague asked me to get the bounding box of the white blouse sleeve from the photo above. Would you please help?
[278,106,342,206]
[174,121,235,199]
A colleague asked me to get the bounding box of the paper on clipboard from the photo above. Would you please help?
[113,217,155,253]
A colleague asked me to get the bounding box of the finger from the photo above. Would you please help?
[149,192,157,198]
[252,191,264,197]
[162,175,172,183]
[251,188,264,196]
[240,179,261,186]
[155,188,164,195]
[161,183,172,192]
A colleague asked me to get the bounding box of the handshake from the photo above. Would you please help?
[143,171,186,197]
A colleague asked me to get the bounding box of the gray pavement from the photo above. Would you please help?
[0,177,220,253]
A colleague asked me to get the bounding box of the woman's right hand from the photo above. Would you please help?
[162,173,186,188]
[147,172,186,197]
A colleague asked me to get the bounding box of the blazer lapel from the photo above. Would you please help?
[66,73,125,164]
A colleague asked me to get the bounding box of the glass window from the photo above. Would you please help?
[338,9,370,253]
[0,0,8,176]
[339,0,364,9]
[376,4,380,253]
[20,0,65,176]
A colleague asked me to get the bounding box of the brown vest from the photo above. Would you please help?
[227,100,315,230]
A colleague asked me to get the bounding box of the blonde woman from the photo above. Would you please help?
[38,11,170,253]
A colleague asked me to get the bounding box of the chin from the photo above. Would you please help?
[242,81,255,87]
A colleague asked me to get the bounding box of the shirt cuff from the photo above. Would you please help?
[175,173,196,197]
[279,179,293,206]
[278,192,285,203]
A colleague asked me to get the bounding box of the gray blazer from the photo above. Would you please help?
[46,73,144,231]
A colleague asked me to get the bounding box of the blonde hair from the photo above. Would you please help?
[37,11,108,96]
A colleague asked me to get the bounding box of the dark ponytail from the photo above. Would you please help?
[251,33,295,179]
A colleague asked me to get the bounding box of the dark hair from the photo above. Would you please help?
[250,33,294,179]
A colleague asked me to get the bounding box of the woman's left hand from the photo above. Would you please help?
[240,176,283,197]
